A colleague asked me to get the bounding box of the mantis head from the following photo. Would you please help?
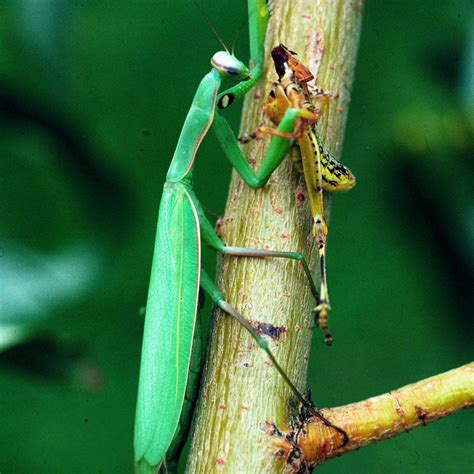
[211,51,251,81]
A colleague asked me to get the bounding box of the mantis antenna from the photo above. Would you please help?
[231,14,248,55]
[194,0,230,53]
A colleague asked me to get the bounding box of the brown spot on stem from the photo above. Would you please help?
[415,406,428,425]
[230,180,243,204]
[215,217,225,237]
[237,347,253,354]
[391,392,410,432]
[295,190,306,204]
[249,320,287,340]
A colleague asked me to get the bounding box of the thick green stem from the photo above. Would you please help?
[187,1,363,472]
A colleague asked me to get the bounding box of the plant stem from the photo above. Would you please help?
[187,1,363,472]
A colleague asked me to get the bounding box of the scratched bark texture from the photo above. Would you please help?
[187,1,363,472]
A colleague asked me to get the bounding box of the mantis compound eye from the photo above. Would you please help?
[211,51,251,80]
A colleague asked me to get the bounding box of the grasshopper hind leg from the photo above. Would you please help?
[313,259,332,346]
[311,216,333,345]
[200,270,348,446]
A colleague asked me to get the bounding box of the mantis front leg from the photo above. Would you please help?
[213,107,307,189]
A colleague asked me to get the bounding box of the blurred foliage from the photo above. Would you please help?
[0,0,472,472]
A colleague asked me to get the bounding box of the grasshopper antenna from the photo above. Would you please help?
[194,0,229,53]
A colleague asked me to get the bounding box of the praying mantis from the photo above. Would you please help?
[134,2,346,472]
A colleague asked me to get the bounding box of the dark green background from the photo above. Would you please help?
[1,1,472,472]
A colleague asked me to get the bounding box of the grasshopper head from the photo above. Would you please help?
[271,44,313,85]
[211,51,250,81]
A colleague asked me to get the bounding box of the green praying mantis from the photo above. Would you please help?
[134,1,350,472]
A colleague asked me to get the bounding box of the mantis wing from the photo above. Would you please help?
[134,183,201,471]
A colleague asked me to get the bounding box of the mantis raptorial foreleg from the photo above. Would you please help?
[212,107,309,188]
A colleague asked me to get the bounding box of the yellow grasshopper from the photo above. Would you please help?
[258,44,356,345]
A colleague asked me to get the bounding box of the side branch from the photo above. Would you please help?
[272,363,474,467]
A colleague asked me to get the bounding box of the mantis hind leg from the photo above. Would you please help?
[200,269,306,403]
[200,269,348,447]
[191,190,348,443]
